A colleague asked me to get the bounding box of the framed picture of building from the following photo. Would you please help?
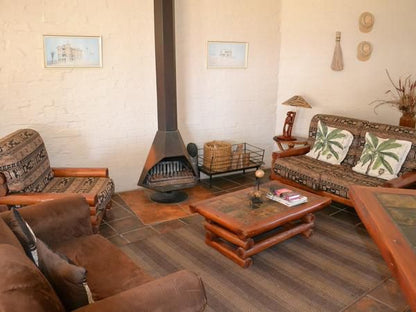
[207,41,248,69]
[43,35,102,68]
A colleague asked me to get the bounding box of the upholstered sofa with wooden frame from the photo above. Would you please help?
[0,129,114,230]
[271,114,416,206]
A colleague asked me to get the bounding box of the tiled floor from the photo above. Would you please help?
[99,170,410,312]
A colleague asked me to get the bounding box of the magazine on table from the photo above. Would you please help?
[266,187,307,207]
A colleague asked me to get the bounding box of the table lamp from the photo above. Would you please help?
[276,96,312,141]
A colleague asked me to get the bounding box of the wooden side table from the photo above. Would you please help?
[273,136,308,151]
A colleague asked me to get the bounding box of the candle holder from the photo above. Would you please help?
[248,169,265,209]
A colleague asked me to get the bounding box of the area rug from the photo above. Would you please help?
[124,212,390,312]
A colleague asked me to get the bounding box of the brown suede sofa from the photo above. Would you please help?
[271,114,416,206]
[0,196,206,312]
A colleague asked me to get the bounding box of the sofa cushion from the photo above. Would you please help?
[37,239,93,311]
[72,270,207,312]
[358,121,416,175]
[273,154,386,199]
[0,129,54,192]
[273,155,334,190]
[41,177,115,216]
[0,244,65,312]
[56,234,153,300]
[11,196,94,249]
[308,115,366,167]
[320,165,386,198]
[306,120,353,165]
[352,132,412,180]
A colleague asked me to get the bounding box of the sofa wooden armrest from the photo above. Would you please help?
[73,270,207,312]
[272,145,311,159]
[383,171,416,188]
[52,167,109,178]
[0,192,97,206]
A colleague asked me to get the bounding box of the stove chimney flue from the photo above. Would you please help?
[154,0,177,131]
[138,0,198,200]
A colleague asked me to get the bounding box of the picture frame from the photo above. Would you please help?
[43,35,102,68]
[207,41,248,69]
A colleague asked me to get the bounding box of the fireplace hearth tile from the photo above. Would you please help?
[130,202,191,225]
[117,170,271,225]
[119,186,218,224]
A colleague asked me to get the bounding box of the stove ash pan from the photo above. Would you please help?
[138,130,198,193]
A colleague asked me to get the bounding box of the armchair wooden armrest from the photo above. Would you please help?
[272,145,311,160]
[0,192,97,206]
[383,171,416,188]
[52,167,109,177]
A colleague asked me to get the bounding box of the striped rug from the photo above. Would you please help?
[124,212,390,312]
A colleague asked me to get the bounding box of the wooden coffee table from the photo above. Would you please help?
[349,185,416,311]
[190,181,331,268]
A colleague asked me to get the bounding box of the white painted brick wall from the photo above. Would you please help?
[276,0,416,140]
[1,0,280,191]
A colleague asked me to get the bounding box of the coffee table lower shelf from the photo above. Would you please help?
[203,213,315,268]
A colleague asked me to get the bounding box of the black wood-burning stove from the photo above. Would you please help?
[138,0,198,202]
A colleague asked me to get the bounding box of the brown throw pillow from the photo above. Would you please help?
[36,239,94,311]
[6,208,94,311]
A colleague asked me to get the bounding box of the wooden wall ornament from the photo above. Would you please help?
[331,31,344,71]
[359,12,375,33]
[357,41,373,61]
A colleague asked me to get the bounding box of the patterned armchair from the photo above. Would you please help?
[0,129,114,231]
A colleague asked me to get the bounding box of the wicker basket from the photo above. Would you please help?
[203,141,232,172]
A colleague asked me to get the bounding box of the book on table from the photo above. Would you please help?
[266,187,307,207]
[273,188,302,200]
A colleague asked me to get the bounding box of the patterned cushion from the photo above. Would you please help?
[273,155,335,190]
[0,129,54,192]
[357,122,416,175]
[273,154,385,199]
[320,166,385,199]
[42,177,114,215]
[352,132,412,180]
[306,120,353,165]
[308,115,366,167]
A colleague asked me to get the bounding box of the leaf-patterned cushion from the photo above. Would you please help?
[352,132,412,180]
[306,120,353,165]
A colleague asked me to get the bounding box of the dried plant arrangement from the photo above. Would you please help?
[371,70,416,116]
